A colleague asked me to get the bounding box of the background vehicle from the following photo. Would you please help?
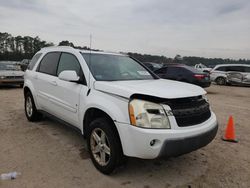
[24,46,217,174]
[0,62,24,87]
[210,64,250,85]
[194,63,212,73]
[155,64,211,88]
[143,62,164,71]
[226,72,250,86]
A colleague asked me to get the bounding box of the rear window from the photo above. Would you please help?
[37,52,61,76]
[28,53,42,70]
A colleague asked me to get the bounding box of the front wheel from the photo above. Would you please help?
[24,92,42,121]
[87,118,125,174]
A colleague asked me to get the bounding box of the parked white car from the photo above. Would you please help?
[24,46,218,174]
[194,63,212,73]
[0,62,24,87]
[210,64,250,85]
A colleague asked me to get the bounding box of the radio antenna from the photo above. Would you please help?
[88,34,92,90]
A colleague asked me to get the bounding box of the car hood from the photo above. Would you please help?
[94,79,206,99]
[0,70,24,76]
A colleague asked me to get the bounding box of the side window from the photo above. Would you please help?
[155,67,167,74]
[226,66,244,72]
[57,53,86,85]
[216,66,226,71]
[28,53,42,70]
[37,52,61,76]
[57,53,81,76]
[244,67,250,73]
[168,67,180,75]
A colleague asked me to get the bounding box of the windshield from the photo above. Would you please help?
[81,53,155,81]
[0,63,21,71]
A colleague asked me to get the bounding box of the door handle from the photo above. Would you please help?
[50,81,58,86]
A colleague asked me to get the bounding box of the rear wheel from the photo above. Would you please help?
[87,117,124,174]
[216,77,226,85]
[24,92,42,121]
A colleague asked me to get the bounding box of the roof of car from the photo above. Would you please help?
[39,46,127,56]
[214,64,250,67]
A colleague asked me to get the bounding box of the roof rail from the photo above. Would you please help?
[42,46,74,49]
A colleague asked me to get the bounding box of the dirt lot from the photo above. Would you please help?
[0,85,250,188]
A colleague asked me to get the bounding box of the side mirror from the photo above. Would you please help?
[58,70,79,82]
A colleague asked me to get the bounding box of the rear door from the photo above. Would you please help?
[34,52,61,111]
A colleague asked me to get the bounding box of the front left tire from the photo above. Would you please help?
[86,117,125,174]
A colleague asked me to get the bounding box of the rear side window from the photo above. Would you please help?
[155,67,167,74]
[168,67,185,75]
[57,53,81,76]
[216,66,226,71]
[226,66,244,72]
[244,67,250,73]
[37,52,61,76]
[28,53,42,70]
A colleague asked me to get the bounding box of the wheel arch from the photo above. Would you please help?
[83,107,124,155]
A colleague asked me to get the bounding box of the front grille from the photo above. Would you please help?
[4,76,23,79]
[163,96,211,127]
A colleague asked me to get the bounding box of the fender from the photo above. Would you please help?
[79,89,130,134]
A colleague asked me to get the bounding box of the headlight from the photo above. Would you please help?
[202,94,208,102]
[0,76,6,79]
[129,99,170,129]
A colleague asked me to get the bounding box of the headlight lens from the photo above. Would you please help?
[129,99,170,129]
[0,76,6,79]
[202,94,208,102]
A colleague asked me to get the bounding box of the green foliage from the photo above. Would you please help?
[0,32,53,61]
[1,32,249,66]
[127,52,172,64]
[182,56,250,67]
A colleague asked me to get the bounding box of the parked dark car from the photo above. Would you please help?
[143,62,163,71]
[154,64,211,88]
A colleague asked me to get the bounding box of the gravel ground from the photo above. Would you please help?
[0,85,249,188]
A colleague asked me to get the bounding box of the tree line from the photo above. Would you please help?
[1,32,249,66]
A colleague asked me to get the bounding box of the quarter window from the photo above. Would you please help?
[37,52,61,76]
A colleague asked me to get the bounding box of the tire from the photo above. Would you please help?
[216,77,226,85]
[24,92,42,121]
[86,117,124,174]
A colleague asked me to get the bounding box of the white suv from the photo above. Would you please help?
[24,46,218,174]
[210,64,250,85]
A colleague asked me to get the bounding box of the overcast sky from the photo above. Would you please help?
[0,0,249,59]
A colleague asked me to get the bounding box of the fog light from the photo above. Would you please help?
[150,139,156,146]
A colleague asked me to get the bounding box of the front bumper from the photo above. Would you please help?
[116,112,218,159]
[158,123,218,157]
[0,79,24,85]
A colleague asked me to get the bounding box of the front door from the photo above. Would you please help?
[52,52,88,127]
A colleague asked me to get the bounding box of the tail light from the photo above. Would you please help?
[194,74,206,79]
